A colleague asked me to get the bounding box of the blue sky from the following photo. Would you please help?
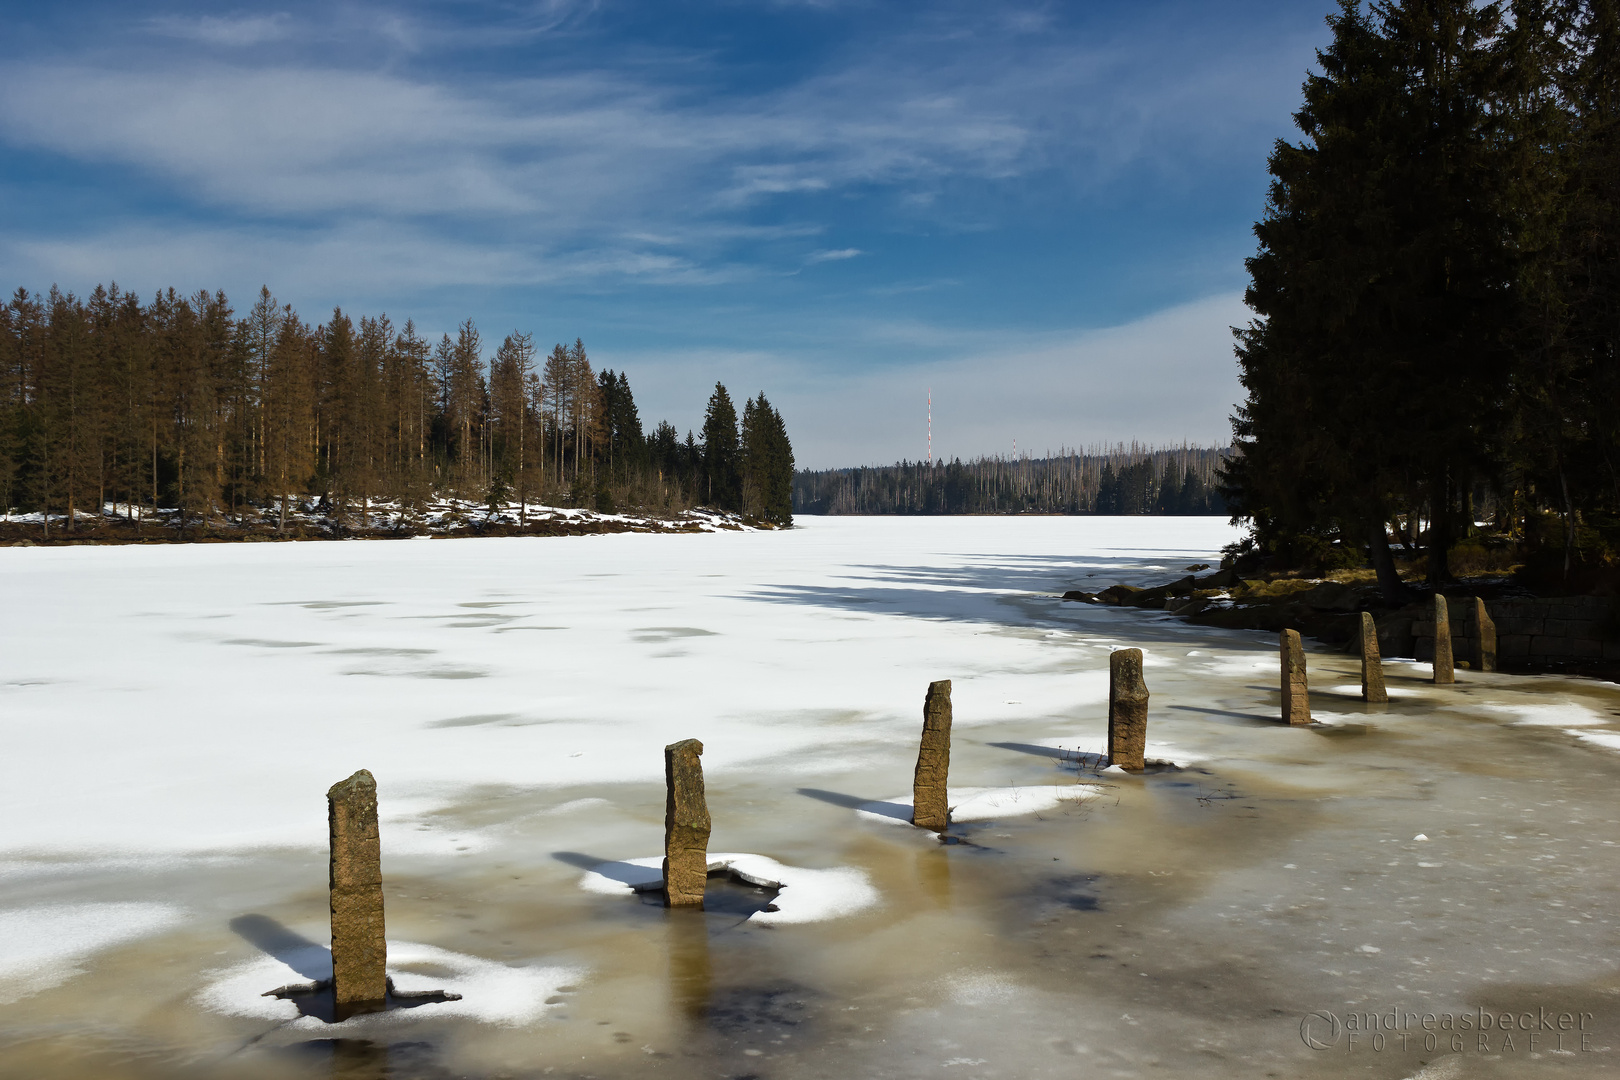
[0,0,1332,467]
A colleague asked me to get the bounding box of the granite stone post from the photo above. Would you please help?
[1432,595,1455,684]
[328,769,387,1017]
[1107,649,1150,771]
[911,680,952,831]
[1281,630,1311,725]
[1471,597,1497,673]
[663,739,711,908]
[1359,611,1388,704]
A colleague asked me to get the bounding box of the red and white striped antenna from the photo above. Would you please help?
[927,388,932,466]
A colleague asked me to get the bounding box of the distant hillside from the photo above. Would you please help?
[793,444,1233,516]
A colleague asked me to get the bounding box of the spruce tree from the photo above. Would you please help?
[1227,0,1528,594]
[701,382,741,510]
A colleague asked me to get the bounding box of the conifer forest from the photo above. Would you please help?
[0,285,795,536]
[1224,0,1620,597]
[794,445,1230,516]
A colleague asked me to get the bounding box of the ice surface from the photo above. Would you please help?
[0,517,1238,857]
[8,516,1620,1078]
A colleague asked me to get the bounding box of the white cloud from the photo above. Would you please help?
[0,5,1305,239]
[604,293,1246,468]
[0,55,1034,229]
[146,13,294,47]
[807,248,862,263]
[3,219,747,304]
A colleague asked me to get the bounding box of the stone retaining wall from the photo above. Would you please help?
[1408,595,1619,666]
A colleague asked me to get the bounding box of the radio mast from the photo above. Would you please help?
[927,389,932,466]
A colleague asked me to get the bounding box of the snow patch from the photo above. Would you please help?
[1469,703,1610,727]
[855,785,1104,826]
[578,853,878,925]
[1325,683,1416,699]
[1034,736,1205,768]
[1309,711,1365,727]
[1569,729,1620,752]
[196,939,581,1027]
[0,902,186,1002]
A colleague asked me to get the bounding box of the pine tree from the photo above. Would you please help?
[701,383,741,510]
[1226,0,1529,594]
[761,395,795,525]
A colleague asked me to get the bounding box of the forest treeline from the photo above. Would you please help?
[793,445,1231,515]
[1225,0,1620,597]
[0,284,795,534]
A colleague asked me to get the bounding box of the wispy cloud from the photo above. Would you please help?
[0,1,1319,460]
[607,293,1247,467]
[146,12,294,47]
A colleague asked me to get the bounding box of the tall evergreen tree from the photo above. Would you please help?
[701,382,741,510]
[1226,0,1533,595]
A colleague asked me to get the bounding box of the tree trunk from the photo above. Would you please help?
[1369,521,1407,605]
[1426,474,1452,585]
[1560,468,1575,580]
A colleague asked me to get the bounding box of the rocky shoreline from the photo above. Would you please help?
[0,503,771,547]
[1064,567,1620,681]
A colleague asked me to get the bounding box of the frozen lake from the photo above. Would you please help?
[2,516,1619,1078]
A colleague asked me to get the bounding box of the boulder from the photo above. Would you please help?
[1295,581,1363,611]
[1128,575,1198,607]
[1097,585,1142,606]
[1193,566,1238,589]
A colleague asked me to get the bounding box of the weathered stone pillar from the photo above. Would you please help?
[663,739,711,908]
[1359,611,1388,704]
[328,769,387,1017]
[1107,649,1149,771]
[1432,594,1455,684]
[1471,597,1497,673]
[1281,630,1311,725]
[911,680,952,831]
